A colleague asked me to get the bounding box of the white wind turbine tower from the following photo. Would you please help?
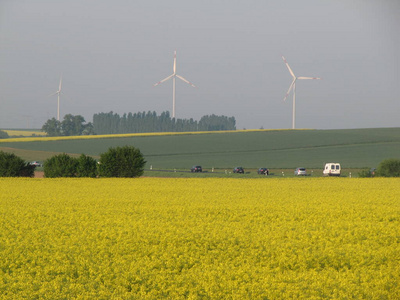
[49,75,64,121]
[282,56,321,129]
[154,50,196,119]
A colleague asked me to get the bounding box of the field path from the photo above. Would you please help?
[34,171,44,178]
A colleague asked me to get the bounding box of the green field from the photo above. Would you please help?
[1,128,399,170]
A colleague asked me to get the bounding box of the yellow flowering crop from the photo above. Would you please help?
[0,178,399,299]
[0,129,299,143]
[1,130,44,137]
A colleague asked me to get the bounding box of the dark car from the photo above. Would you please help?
[257,167,269,175]
[191,165,202,172]
[233,167,244,174]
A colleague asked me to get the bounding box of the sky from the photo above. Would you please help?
[1,0,399,130]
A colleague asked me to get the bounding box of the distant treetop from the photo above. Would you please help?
[92,111,236,135]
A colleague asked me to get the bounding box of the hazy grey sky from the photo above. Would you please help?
[1,0,399,130]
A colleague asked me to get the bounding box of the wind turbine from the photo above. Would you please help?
[282,56,321,129]
[49,75,64,121]
[154,50,196,119]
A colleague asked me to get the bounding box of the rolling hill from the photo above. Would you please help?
[1,128,399,169]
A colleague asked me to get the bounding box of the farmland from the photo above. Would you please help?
[1,128,400,169]
[1,129,44,137]
[0,177,399,299]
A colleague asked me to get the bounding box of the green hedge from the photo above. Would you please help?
[44,153,79,178]
[2,146,146,178]
[76,154,98,178]
[0,151,35,177]
[98,146,146,178]
[377,159,400,177]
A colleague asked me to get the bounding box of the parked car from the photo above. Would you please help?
[323,163,341,176]
[29,161,42,167]
[233,167,244,174]
[294,167,306,176]
[191,165,202,172]
[257,167,269,175]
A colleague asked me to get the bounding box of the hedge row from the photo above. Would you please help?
[0,146,146,178]
[44,146,146,178]
[358,158,400,177]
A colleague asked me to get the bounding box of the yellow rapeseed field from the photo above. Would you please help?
[0,177,399,299]
[0,129,297,143]
[2,130,44,137]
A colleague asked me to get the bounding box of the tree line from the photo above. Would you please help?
[92,111,236,135]
[40,111,236,136]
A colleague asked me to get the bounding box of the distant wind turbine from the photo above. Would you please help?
[48,75,65,121]
[282,56,321,129]
[154,50,196,119]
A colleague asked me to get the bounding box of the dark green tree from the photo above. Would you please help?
[41,118,62,136]
[98,146,146,178]
[43,153,78,177]
[0,151,35,177]
[42,115,91,136]
[82,122,95,135]
[0,130,9,139]
[61,114,86,136]
[377,158,400,177]
[76,154,98,178]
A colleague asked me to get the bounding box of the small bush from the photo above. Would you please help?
[377,159,400,177]
[358,169,373,178]
[0,151,35,177]
[76,154,98,178]
[44,153,78,178]
[98,146,146,178]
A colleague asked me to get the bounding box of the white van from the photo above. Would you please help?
[323,163,341,176]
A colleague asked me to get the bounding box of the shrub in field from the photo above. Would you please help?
[76,154,98,178]
[358,169,373,178]
[44,153,78,177]
[98,146,146,177]
[0,151,35,177]
[377,158,400,177]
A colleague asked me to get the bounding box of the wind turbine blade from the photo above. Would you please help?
[59,76,62,91]
[154,74,174,86]
[173,50,177,74]
[297,76,321,80]
[176,74,196,88]
[282,56,295,78]
[48,91,59,97]
[283,79,295,101]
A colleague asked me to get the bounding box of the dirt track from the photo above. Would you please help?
[34,171,44,178]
